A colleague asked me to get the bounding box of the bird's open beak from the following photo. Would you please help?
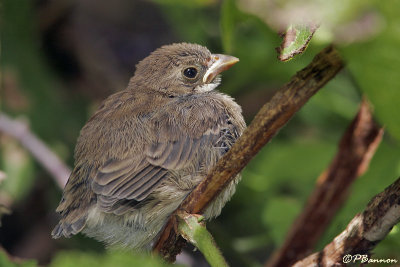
[203,54,239,84]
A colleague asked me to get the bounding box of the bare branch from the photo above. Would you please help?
[293,176,400,267]
[265,100,384,267]
[0,113,70,188]
[154,45,345,261]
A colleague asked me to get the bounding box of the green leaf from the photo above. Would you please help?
[0,140,35,201]
[152,0,217,7]
[50,250,177,267]
[262,197,301,245]
[278,23,318,61]
[220,0,236,53]
[340,1,400,143]
[2,0,88,144]
[242,139,336,195]
[0,250,38,267]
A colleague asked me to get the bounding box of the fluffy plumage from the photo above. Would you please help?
[52,43,245,250]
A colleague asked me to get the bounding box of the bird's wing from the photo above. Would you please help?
[91,110,232,215]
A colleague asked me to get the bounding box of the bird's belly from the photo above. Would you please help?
[83,168,240,250]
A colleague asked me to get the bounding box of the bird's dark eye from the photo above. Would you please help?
[183,67,198,79]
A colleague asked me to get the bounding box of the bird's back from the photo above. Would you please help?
[53,87,245,249]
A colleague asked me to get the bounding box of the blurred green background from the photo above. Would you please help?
[1,0,400,266]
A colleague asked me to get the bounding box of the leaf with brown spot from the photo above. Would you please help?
[277,23,319,61]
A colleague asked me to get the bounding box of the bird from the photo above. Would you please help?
[52,43,246,250]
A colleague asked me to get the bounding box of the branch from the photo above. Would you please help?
[293,176,400,267]
[154,45,345,261]
[0,113,70,188]
[265,100,383,267]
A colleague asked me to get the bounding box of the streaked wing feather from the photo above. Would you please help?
[160,140,186,169]
[93,120,231,214]
[95,159,133,185]
[117,168,167,199]
[176,136,193,168]
[92,165,140,195]
[130,171,169,201]
[95,158,147,186]
[107,164,155,196]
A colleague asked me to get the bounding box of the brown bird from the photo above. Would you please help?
[52,43,245,250]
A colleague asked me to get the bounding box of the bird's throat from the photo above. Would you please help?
[194,77,221,93]
[194,83,218,93]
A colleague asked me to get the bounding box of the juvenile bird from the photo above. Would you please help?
[52,43,245,250]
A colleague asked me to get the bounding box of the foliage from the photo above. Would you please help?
[0,249,178,267]
[0,250,37,267]
[1,0,399,266]
[50,251,177,267]
[340,1,400,142]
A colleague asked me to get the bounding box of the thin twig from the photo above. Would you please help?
[154,45,345,261]
[292,176,400,267]
[178,211,229,267]
[0,113,70,188]
[265,100,384,267]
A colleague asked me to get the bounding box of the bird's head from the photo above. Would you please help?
[131,43,239,96]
